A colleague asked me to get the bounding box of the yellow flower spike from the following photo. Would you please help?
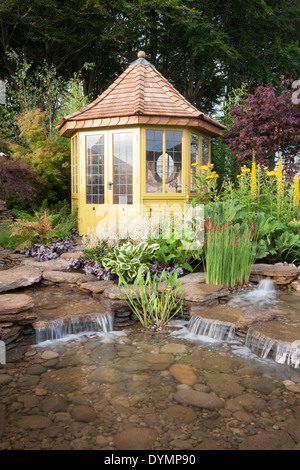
[293,173,299,209]
[251,150,257,201]
[277,157,283,198]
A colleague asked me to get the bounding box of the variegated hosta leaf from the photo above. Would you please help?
[119,263,131,270]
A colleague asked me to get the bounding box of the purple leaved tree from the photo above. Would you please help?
[223,77,300,174]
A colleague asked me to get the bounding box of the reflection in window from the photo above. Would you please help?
[165,131,182,193]
[202,137,210,165]
[71,135,78,194]
[113,133,133,204]
[86,135,104,204]
[146,130,163,193]
[190,134,199,193]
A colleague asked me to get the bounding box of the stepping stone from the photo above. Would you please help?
[0,266,42,292]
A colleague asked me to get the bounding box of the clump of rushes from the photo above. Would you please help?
[204,219,256,287]
[119,270,184,329]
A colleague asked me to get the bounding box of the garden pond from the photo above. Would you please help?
[1,282,300,451]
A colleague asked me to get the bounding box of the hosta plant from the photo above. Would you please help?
[101,241,159,284]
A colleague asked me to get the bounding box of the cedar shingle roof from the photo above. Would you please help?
[58,54,225,137]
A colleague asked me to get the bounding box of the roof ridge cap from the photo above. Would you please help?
[133,64,145,115]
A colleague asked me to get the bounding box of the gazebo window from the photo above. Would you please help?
[113,133,133,204]
[202,137,210,165]
[86,135,105,204]
[146,130,182,193]
[190,133,199,193]
[71,135,78,194]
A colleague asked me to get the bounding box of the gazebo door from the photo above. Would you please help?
[107,129,139,235]
[83,129,139,234]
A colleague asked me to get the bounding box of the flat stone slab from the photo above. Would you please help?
[0,266,42,293]
[180,272,206,284]
[42,270,90,284]
[250,263,300,285]
[0,293,34,315]
[21,258,70,271]
[181,282,229,302]
[79,280,115,294]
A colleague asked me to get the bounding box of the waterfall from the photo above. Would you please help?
[187,315,235,341]
[36,313,114,343]
[274,341,300,369]
[245,328,275,359]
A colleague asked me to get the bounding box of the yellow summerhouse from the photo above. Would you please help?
[57,52,225,235]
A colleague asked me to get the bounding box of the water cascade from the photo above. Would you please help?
[36,313,114,343]
[230,278,277,309]
[187,315,235,341]
[245,328,276,360]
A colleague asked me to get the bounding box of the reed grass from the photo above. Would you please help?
[204,222,256,287]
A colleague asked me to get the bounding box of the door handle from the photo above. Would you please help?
[108,181,113,190]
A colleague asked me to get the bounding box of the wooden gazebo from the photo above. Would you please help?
[57,51,225,235]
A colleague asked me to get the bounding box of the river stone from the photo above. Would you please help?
[169,364,197,386]
[239,431,296,450]
[26,364,47,375]
[160,343,188,354]
[0,293,34,314]
[18,415,52,430]
[18,394,39,408]
[41,396,68,414]
[41,367,83,393]
[233,393,267,411]
[173,389,224,409]
[71,405,97,422]
[250,263,300,285]
[41,351,59,360]
[17,375,40,389]
[0,374,13,385]
[88,367,129,384]
[114,427,157,450]
[0,266,42,292]
[204,372,244,398]
[163,405,197,423]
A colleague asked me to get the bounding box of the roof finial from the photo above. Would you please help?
[137,51,146,59]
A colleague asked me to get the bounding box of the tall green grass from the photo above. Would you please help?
[204,221,256,287]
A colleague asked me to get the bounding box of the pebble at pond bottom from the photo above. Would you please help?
[1,322,300,451]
